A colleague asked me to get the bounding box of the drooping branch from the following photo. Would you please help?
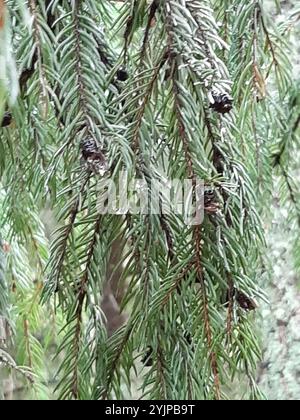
[71,216,102,399]
[165,2,221,398]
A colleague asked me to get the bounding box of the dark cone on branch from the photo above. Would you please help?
[1,112,12,128]
[209,91,233,115]
[236,290,257,312]
[223,287,257,312]
[116,68,129,82]
[204,188,220,215]
[81,137,109,175]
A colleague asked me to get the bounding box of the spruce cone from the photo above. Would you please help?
[209,91,233,114]
[223,287,257,312]
[204,188,220,215]
[1,112,12,128]
[116,67,129,82]
[81,137,109,175]
[236,290,257,312]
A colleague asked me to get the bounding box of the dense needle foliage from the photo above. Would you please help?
[0,0,299,400]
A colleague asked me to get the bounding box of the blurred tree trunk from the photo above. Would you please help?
[101,239,127,336]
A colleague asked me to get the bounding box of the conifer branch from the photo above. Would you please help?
[165,3,220,398]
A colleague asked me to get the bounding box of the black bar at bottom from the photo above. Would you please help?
[104,402,196,417]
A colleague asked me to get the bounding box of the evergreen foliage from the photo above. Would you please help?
[0,0,299,400]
